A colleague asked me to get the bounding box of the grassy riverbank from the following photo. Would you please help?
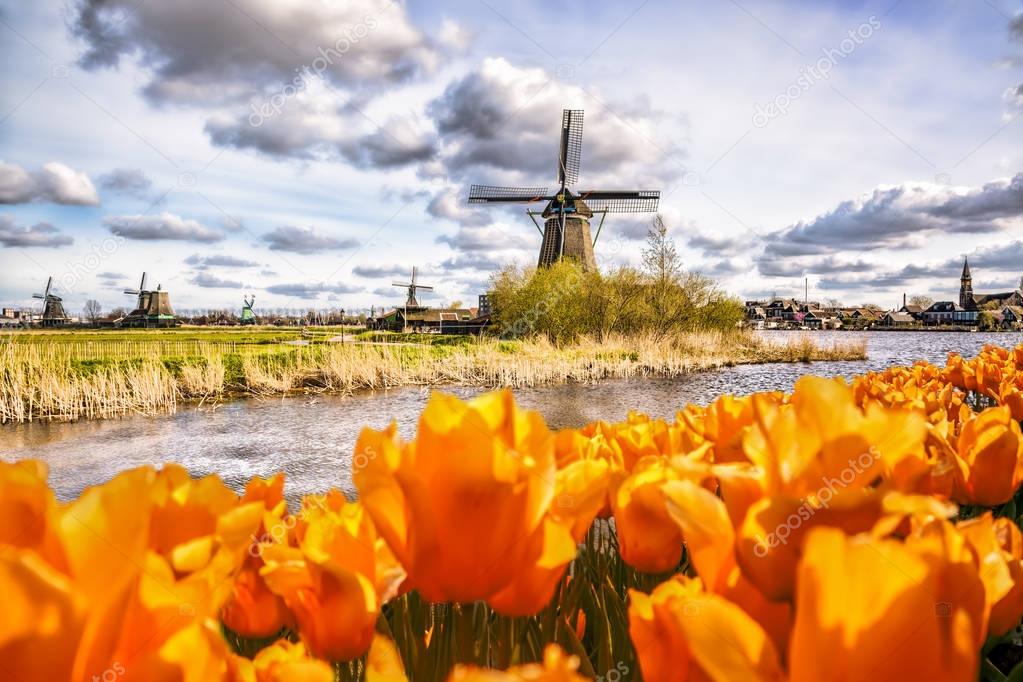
[0,328,866,423]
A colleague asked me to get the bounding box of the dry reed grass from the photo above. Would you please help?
[0,331,866,423]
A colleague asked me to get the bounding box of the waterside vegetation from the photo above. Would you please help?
[0,329,865,423]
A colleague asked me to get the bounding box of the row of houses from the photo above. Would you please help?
[879,301,1023,329]
[746,259,1023,331]
[744,299,884,330]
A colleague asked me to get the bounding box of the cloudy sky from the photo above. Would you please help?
[1,0,1021,315]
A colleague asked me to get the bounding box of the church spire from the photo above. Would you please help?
[959,257,974,308]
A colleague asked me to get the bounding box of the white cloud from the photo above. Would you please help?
[0,215,74,247]
[105,212,224,242]
[0,161,99,205]
[262,225,360,253]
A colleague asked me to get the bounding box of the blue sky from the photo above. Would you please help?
[0,0,1021,315]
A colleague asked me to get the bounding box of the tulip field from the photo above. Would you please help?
[6,342,1023,681]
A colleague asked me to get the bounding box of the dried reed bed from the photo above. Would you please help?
[0,331,866,423]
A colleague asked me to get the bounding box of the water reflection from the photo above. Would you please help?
[4,330,1021,503]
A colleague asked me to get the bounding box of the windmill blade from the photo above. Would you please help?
[576,190,660,213]
[32,294,45,300]
[468,185,550,204]
[415,285,435,291]
[44,276,53,297]
[140,272,148,291]
[124,289,140,295]
[557,109,584,187]
[391,281,409,287]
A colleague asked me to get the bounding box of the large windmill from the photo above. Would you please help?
[392,267,433,308]
[121,272,177,328]
[33,276,68,327]
[467,109,660,271]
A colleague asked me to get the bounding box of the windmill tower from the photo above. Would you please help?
[32,276,69,327]
[392,267,433,308]
[121,272,177,327]
[468,109,660,271]
[241,294,256,325]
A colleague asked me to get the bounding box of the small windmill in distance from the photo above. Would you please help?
[392,267,433,332]
[33,276,69,327]
[241,294,256,325]
[392,267,433,308]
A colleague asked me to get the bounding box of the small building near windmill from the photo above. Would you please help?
[369,306,489,334]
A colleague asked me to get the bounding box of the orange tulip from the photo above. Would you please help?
[228,638,335,682]
[365,634,410,682]
[447,645,588,681]
[353,390,583,613]
[958,512,1023,636]
[952,406,1023,506]
[789,524,985,682]
[222,475,291,638]
[0,460,62,559]
[629,576,784,682]
[611,456,687,573]
[260,499,401,662]
[2,464,265,682]
[735,376,929,599]
[662,479,792,657]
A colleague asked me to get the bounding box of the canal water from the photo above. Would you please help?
[4,331,1022,502]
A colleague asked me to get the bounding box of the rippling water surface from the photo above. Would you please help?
[5,330,1021,502]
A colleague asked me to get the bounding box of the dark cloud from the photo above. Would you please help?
[0,161,99,205]
[353,264,409,278]
[925,174,1023,222]
[761,176,1022,258]
[69,0,449,169]
[436,224,534,252]
[206,104,437,167]
[192,272,244,288]
[615,215,655,241]
[105,212,224,242]
[70,0,441,105]
[340,124,436,168]
[261,225,359,254]
[426,188,490,227]
[696,258,749,278]
[0,216,74,248]
[440,252,505,272]
[425,58,682,187]
[756,255,881,278]
[688,232,746,255]
[98,168,152,198]
[265,281,364,299]
[97,271,125,280]
[185,254,260,268]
